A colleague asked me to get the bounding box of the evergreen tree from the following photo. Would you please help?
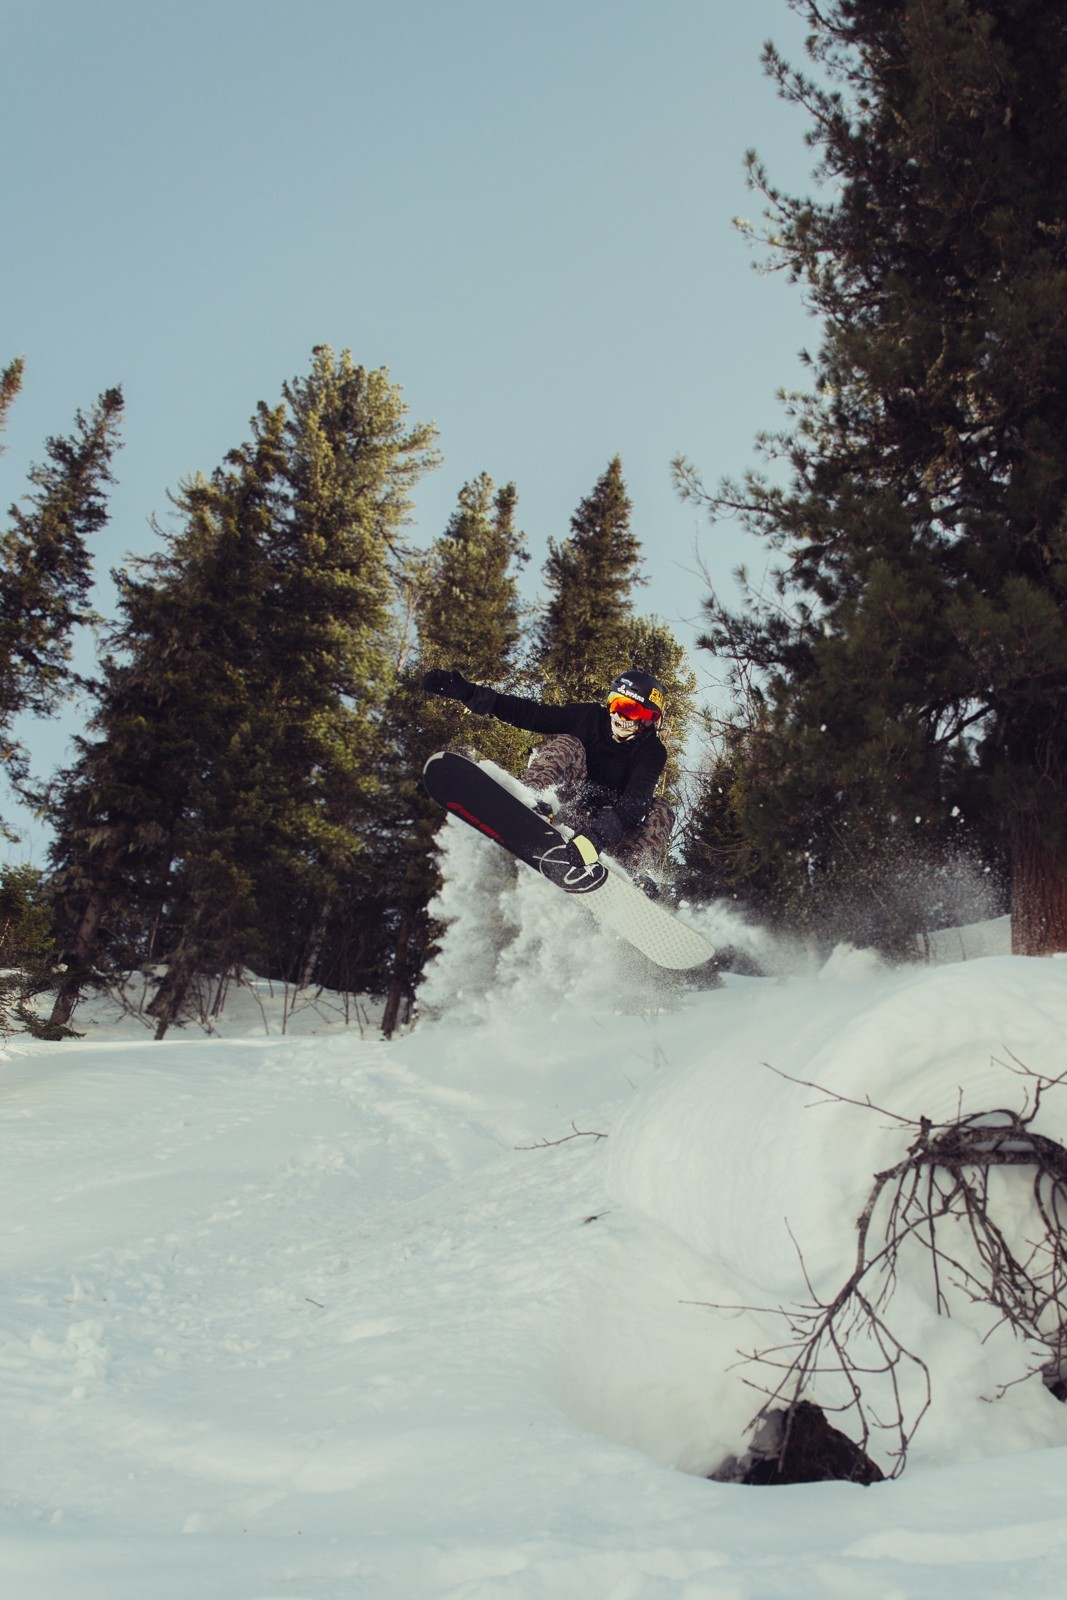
[0,382,122,809]
[416,473,530,768]
[373,473,530,1034]
[48,350,438,1034]
[47,411,287,1030]
[676,0,1065,954]
[211,350,437,1013]
[536,456,644,700]
[0,358,24,444]
[0,864,72,1039]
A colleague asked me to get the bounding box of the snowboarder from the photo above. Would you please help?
[421,667,675,876]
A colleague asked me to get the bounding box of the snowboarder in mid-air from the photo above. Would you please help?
[421,667,674,880]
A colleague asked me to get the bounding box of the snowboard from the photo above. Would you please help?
[423,750,717,972]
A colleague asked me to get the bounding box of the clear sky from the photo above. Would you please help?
[3,0,820,848]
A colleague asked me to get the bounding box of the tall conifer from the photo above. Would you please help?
[229,351,438,1006]
[373,473,530,1034]
[0,383,122,811]
[0,358,24,444]
[536,457,644,700]
[677,0,1067,953]
[47,409,287,1029]
[48,350,438,1033]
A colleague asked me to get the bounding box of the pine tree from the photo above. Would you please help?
[374,473,531,1034]
[0,864,72,1039]
[0,358,24,444]
[218,350,438,1011]
[676,0,1065,954]
[0,382,122,810]
[47,411,287,1030]
[536,456,644,700]
[415,473,531,767]
[48,350,439,1034]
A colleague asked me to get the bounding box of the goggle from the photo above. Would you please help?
[608,695,660,724]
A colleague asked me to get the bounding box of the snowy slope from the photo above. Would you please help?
[4,824,1067,1598]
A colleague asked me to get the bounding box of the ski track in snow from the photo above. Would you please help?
[4,827,1067,1599]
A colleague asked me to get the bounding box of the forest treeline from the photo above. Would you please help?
[0,348,697,1038]
[5,0,1067,1038]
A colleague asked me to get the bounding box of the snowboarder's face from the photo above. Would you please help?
[609,708,642,742]
[608,694,658,742]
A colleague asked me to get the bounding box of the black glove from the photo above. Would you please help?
[589,807,625,850]
[422,668,467,700]
[421,668,496,715]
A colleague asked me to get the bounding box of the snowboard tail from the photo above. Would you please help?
[423,750,716,972]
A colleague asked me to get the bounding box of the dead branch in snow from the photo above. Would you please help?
[516,1122,608,1150]
[705,1058,1067,1479]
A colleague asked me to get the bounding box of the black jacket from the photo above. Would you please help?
[486,691,666,834]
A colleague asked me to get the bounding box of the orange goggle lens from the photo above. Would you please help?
[608,695,660,723]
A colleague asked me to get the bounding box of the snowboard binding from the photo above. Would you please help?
[536,841,608,894]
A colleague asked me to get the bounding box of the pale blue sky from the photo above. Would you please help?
[3,0,820,844]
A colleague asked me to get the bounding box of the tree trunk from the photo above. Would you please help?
[48,853,120,1029]
[146,956,193,1040]
[295,901,331,991]
[1011,812,1067,955]
[381,912,416,1039]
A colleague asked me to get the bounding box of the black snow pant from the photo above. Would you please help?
[524,734,675,871]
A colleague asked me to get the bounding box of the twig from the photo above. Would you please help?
[516,1121,608,1150]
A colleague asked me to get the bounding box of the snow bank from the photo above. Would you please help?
[597,957,1067,1475]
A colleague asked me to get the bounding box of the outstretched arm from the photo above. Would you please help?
[421,672,582,736]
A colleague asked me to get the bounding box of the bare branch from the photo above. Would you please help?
[516,1121,608,1151]
[705,1055,1067,1479]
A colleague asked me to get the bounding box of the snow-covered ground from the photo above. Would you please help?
[5,817,1067,1598]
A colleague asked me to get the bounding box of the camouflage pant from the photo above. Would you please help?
[525,734,675,870]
